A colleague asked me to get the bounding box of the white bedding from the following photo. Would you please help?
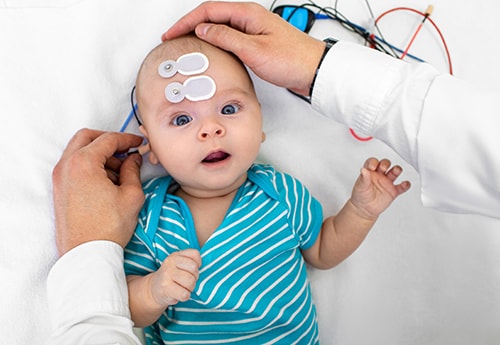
[1,0,499,344]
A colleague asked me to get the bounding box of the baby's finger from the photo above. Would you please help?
[359,167,373,188]
[364,157,379,171]
[164,281,192,303]
[172,250,202,282]
[163,296,179,306]
[385,165,403,182]
[395,180,412,195]
[179,249,203,269]
[172,270,199,298]
[376,159,392,174]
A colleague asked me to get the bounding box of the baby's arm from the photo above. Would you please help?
[127,249,201,327]
[303,158,410,269]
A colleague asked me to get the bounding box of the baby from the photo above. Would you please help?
[124,34,410,344]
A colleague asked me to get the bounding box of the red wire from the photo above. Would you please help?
[349,128,373,142]
[350,5,453,142]
[400,19,425,59]
[375,7,453,75]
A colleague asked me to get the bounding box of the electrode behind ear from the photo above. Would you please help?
[158,52,209,78]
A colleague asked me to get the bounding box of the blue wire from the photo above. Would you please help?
[375,36,425,62]
[119,104,138,133]
[315,14,330,20]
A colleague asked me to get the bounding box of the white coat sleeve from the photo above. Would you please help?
[46,241,141,345]
[311,41,500,219]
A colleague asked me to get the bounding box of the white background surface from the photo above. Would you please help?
[1,0,499,344]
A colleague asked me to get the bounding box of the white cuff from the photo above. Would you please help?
[47,241,131,331]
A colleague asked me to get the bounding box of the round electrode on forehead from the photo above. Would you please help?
[158,52,209,78]
[165,75,216,103]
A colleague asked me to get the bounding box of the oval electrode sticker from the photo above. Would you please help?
[165,75,216,103]
[158,52,209,78]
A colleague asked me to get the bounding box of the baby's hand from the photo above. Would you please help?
[351,157,411,220]
[150,248,201,307]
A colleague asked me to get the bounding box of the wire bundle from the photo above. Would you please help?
[270,0,453,141]
[271,0,452,73]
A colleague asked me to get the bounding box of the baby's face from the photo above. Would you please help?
[138,43,263,198]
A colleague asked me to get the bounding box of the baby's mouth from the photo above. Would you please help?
[202,151,230,163]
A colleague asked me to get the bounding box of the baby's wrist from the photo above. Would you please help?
[147,274,171,310]
[347,199,379,222]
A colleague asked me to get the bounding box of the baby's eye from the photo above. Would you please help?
[221,103,240,115]
[172,114,192,126]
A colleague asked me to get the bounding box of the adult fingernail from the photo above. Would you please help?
[196,23,211,37]
[129,152,142,166]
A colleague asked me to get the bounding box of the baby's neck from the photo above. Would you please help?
[175,187,240,248]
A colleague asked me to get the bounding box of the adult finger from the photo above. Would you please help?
[58,128,105,161]
[84,131,143,164]
[59,129,143,164]
[195,23,260,61]
[163,2,266,40]
[118,153,145,212]
[119,153,143,188]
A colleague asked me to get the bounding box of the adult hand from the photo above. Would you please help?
[163,1,326,96]
[52,129,145,256]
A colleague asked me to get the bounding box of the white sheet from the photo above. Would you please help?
[1,0,499,344]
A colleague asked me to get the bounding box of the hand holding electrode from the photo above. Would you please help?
[52,129,145,256]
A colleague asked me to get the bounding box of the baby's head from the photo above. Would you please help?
[136,34,264,197]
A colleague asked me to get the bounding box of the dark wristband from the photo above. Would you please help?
[309,38,337,99]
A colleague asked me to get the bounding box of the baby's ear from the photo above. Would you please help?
[138,126,158,165]
[139,125,148,138]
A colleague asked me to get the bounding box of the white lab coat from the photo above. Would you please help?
[46,40,500,344]
[46,241,141,345]
[313,41,499,219]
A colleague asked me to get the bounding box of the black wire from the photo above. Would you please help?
[270,0,410,60]
[130,86,142,126]
[304,0,399,58]
[362,0,400,58]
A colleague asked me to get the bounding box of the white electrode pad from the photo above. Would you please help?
[158,52,209,78]
[165,75,216,103]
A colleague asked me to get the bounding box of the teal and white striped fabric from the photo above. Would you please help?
[125,164,323,344]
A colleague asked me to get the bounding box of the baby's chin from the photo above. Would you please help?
[177,171,248,200]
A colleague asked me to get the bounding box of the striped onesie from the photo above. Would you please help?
[125,164,323,344]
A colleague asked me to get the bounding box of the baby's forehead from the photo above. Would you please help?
[137,37,253,105]
[155,48,227,71]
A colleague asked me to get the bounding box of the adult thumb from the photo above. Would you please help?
[119,154,144,207]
